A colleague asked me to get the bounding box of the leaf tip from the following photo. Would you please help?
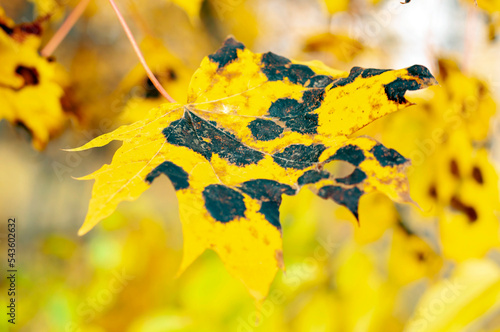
[77,226,90,236]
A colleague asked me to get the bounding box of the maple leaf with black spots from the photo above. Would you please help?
[70,37,437,299]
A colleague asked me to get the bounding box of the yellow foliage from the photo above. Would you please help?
[466,0,500,13]
[303,32,365,64]
[169,0,205,24]
[405,259,500,332]
[0,7,70,150]
[321,0,350,15]
[116,36,194,124]
[70,37,436,299]
[371,58,500,262]
[388,224,443,285]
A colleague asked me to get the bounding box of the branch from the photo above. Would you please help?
[41,0,91,57]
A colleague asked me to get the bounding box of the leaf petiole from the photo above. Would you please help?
[108,0,176,103]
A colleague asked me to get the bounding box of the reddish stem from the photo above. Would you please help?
[108,0,176,103]
[41,0,91,57]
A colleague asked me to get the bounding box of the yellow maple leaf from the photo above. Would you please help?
[302,32,365,64]
[371,58,500,262]
[70,37,436,299]
[405,259,500,332]
[0,6,70,150]
[320,0,385,15]
[115,36,194,124]
[465,0,500,13]
[321,0,350,15]
[169,0,205,24]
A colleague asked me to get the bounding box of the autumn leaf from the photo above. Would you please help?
[320,0,385,15]
[115,36,193,124]
[169,0,205,23]
[405,259,500,332]
[302,32,365,64]
[373,58,500,261]
[464,0,500,13]
[70,37,437,299]
[0,6,71,150]
[321,0,350,15]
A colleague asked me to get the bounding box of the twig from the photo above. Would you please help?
[108,0,176,103]
[41,0,91,57]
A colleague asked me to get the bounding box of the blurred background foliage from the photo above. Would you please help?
[1,0,500,331]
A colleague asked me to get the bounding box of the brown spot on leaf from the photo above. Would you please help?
[450,159,460,178]
[472,166,484,184]
[416,251,426,262]
[167,68,177,81]
[15,66,39,86]
[143,77,160,99]
[19,21,43,36]
[275,250,284,269]
[428,184,438,199]
[450,196,478,223]
[438,60,449,80]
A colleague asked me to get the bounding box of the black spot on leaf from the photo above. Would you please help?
[450,196,478,223]
[248,119,283,141]
[306,75,334,88]
[15,66,39,86]
[273,144,326,169]
[145,161,189,190]
[371,144,408,167]
[240,179,296,229]
[329,67,363,89]
[240,179,296,202]
[0,23,13,35]
[268,98,300,118]
[268,89,325,134]
[283,113,319,134]
[450,159,460,178]
[384,78,421,104]
[259,201,281,229]
[19,21,43,36]
[166,68,177,81]
[208,37,245,70]
[472,166,484,184]
[260,52,315,85]
[203,184,246,223]
[163,111,264,166]
[361,68,390,78]
[261,51,291,67]
[144,77,160,99]
[298,170,330,186]
[163,116,212,160]
[428,184,438,199]
[407,65,434,80]
[336,168,367,185]
[416,252,426,262]
[326,144,365,166]
[317,186,363,219]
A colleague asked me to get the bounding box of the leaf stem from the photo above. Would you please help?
[41,0,91,57]
[108,0,176,103]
